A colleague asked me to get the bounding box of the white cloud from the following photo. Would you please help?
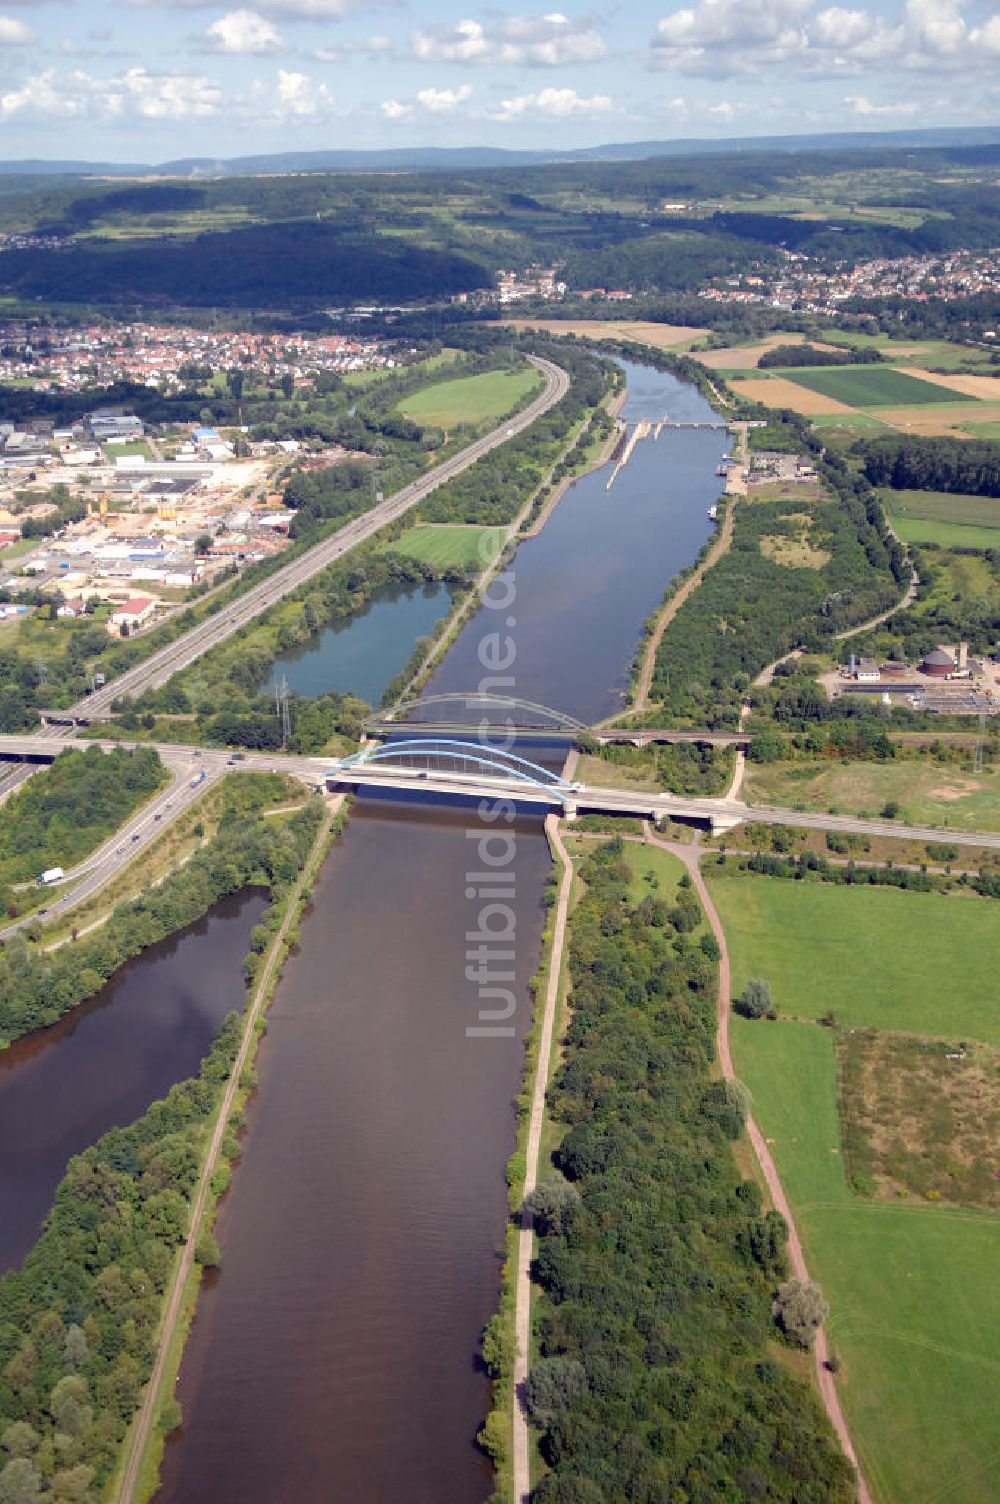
[0,65,222,123]
[651,0,1000,76]
[488,85,613,120]
[380,96,410,119]
[125,0,361,17]
[203,9,285,54]
[0,16,33,44]
[413,13,608,66]
[240,67,335,119]
[415,83,473,112]
[844,91,919,114]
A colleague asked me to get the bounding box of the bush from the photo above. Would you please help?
[525,1180,580,1237]
[734,977,776,1020]
[524,1358,588,1431]
[773,1278,829,1348]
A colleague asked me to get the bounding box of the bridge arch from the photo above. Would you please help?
[333,738,574,791]
[368,692,590,734]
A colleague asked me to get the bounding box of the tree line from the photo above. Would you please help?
[859,434,1000,498]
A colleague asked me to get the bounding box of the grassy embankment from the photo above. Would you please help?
[709,868,1000,1504]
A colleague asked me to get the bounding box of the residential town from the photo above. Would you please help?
[0,321,398,392]
[700,246,1000,319]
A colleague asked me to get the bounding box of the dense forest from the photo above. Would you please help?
[0,745,166,889]
[524,838,854,1501]
[859,435,1000,497]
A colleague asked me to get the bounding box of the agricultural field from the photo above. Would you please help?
[397,365,541,429]
[386,522,504,569]
[744,756,1000,832]
[883,488,1000,550]
[711,869,1000,1504]
[775,365,971,408]
[734,375,854,414]
[500,317,709,350]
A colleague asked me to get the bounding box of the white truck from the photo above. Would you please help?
[38,866,64,886]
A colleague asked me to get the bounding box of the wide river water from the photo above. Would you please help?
[149,357,725,1503]
[0,888,267,1275]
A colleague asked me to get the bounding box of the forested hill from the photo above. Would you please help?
[0,223,489,308]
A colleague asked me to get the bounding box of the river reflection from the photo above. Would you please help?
[0,888,268,1275]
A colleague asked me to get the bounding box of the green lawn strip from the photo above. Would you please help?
[744,757,1000,833]
[808,412,889,431]
[779,366,973,407]
[710,870,1000,1040]
[882,487,1000,530]
[397,366,542,429]
[890,516,1000,550]
[731,1016,1000,1504]
[385,523,505,569]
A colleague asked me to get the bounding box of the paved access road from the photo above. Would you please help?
[75,355,569,717]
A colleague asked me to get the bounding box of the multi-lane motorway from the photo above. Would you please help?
[3,729,1000,943]
[75,354,568,717]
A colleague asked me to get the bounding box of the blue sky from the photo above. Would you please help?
[0,0,997,160]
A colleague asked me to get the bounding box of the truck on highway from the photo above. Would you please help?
[190,771,207,787]
[37,866,64,885]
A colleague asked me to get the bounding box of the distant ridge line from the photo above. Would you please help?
[0,124,998,178]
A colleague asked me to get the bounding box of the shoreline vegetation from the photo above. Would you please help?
[0,784,339,1504]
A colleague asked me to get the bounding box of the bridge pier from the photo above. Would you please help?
[709,811,744,835]
[561,800,578,822]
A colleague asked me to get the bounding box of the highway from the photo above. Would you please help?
[72,354,569,717]
[2,730,999,940]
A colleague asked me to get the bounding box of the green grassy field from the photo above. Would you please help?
[711,870,1000,1038]
[746,758,1000,833]
[397,366,541,428]
[386,523,504,568]
[808,412,889,432]
[884,490,1000,531]
[779,365,972,407]
[889,516,1000,550]
[730,1013,1000,1504]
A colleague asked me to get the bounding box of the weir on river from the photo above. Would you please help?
[152,358,729,1504]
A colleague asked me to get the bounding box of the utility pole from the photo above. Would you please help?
[274,674,291,750]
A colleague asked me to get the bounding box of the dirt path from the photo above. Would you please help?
[512,815,574,1504]
[113,802,339,1504]
[647,828,872,1504]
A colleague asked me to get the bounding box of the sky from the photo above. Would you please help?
[0,0,997,162]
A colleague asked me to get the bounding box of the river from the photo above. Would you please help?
[155,356,725,1503]
[0,888,268,1276]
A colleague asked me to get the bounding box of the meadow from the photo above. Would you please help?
[397,366,541,428]
[710,870,1000,1039]
[884,487,1000,549]
[711,869,1000,1503]
[386,522,504,569]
